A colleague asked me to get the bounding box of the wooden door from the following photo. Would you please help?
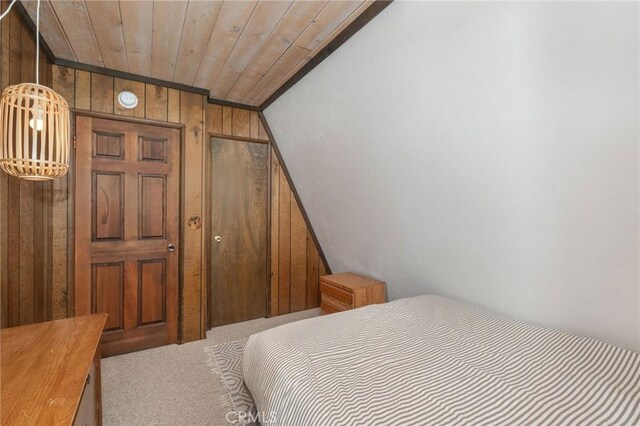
[75,116,180,356]
[209,138,268,327]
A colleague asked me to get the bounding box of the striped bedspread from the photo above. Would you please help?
[242,295,640,425]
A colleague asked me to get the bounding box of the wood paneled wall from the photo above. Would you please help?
[48,65,207,343]
[0,2,54,328]
[206,104,268,142]
[270,148,328,316]
[205,104,329,317]
[0,3,328,339]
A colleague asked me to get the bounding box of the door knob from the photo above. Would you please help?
[167,243,175,252]
[214,236,222,243]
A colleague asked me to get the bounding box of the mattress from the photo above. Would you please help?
[243,295,640,426]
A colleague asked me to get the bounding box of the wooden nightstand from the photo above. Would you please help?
[320,272,386,314]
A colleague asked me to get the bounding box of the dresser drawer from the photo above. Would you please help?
[320,281,353,305]
[320,300,342,314]
[321,292,353,312]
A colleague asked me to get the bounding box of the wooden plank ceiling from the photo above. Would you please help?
[21,0,373,107]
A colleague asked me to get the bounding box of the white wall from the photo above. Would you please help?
[264,1,640,351]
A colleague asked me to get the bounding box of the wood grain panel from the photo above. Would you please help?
[7,178,19,326]
[209,138,268,326]
[290,199,307,312]
[207,104,269,142]
[167,89,181,124]
[20,0,76,61]
[51,170,68,320]
[222,106,233,135]
[193,1,258,90]
[92,172,124,241]
[210,1,293,99]
[139,175,166,239]
[75,69,91,110]
[52,65,75,107]
[84,1,128,70]
[139,138,167,162]
[49,0,103,66]
[232,108,251,138]
[180,92,205,342]
[145,84,168,122]
[246,1,369,105]
[207,104,223,134]
[270,152,280,316]
[17,14,36,325]
[19,179,34,325]
[0,145,6,327]
[92,262,124,331]
[1,1,10,90]
[174,1,223,86]
[204,103,328,319]
[277,166,291,314]
[91,73,114,114]
[139,260,165,325]
[319,258,328,277]
[151,1,188,82]
[0,3,56,328]
[120,1,153,76]
[51,64,72,320]
[306,230,320,307]
[266,143,329,315]
[250,112,261,139]
[242,45,312,105]
[263,0,374,106]
[227,0,328,102]
[26,0,375,107]
[93,131,124,159]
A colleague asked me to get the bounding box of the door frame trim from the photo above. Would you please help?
[71,110,186,341]
[204,133,271,329]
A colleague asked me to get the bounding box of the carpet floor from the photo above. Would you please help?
[102,309,320,426]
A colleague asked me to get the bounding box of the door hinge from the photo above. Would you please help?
[73,134,77,149]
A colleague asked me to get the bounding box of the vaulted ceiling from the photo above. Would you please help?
[21,0,374,107]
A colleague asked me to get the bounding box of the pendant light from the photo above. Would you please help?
[0,0,70,181]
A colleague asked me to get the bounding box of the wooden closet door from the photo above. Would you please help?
[75,116,180,356]
[209,138,268,327]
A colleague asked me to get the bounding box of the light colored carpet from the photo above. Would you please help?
[102,309,320,426]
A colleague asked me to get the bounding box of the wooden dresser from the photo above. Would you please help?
[1,314,107,425]
[320,273,386,314]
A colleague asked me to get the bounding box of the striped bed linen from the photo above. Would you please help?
[242,295,640,425]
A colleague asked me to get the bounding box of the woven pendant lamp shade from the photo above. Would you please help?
[0,83,70,181]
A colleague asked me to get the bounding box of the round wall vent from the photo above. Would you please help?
[118,91,138,109]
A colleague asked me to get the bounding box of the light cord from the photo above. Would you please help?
[36,0,40,85]
[0,0,17,21]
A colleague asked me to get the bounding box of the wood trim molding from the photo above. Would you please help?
[258,112,332,275]
[207,133,269,145]
[56,58,208,95]
[70,109,185,130]
[55,60,261,111]
[51,58,260,114]
[207,98,260,112]
[259,0,393,110]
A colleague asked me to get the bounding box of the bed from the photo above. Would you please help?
[243,295,640,425]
